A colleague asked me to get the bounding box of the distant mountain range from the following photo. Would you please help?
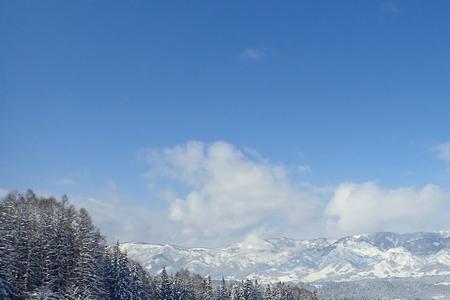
[121,231,450,283]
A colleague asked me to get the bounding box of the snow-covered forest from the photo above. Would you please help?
[0,191,318,299]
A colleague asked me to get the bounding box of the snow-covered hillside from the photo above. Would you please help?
[121,231,450,283]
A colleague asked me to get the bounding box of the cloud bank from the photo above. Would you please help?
[325,182,449,237]
[32,141,450,247]
[145,141,321,245]
[142,141,450,245]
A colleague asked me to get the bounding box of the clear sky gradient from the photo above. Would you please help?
[1,1,450,245]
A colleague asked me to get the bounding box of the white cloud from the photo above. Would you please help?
[433,141,450,165]
[0,188,8,199]
[50,177,77,186]
[69,183,180,244]
[23,141,450,247]
[325,182,450,237]
[146,141,321,245]
[240,47,267,62]
[298,165,312,173]
[145,142,450,245]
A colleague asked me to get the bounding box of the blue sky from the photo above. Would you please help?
[1,1,450,245]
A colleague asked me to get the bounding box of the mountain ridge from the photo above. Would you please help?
[121,230,450,283]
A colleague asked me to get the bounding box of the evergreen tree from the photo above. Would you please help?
[158,267,172,300]
[173,269,194,300]
[252,280,263,300]
[217,277,230,300]
[230,282,245,300]
[0,193,18,298]
[172,274,189,300]
[108,241,133,300]
[264,285,273,300]
[55,198,77,293]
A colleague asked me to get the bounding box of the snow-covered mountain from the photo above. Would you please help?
[121,231,450,283]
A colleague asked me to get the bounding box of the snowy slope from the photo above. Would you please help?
[121,231,450,283]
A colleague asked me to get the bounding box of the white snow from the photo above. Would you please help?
[121,231,450,283]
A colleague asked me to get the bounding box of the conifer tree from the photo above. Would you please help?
[158,267,172,300]
[217,277,230,300]
[0,193,18,298]
[107,241,133,300]
[74,208,104,297]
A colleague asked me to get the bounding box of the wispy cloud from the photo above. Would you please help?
[433,141,450,165]
[298,164,312,173]
[382,2,400,14]
[50,177,77,186]
[240,47,267,62]
[69,182,180,244]
[0,188,8,199]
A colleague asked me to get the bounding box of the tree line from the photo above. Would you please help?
[0,191,318,300]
